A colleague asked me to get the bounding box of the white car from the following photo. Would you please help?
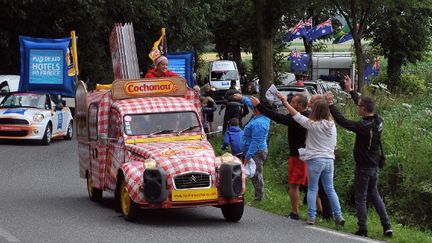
[0,92,73,145]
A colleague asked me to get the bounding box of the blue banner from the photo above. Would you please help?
[57,112,63,129]
[29,49,64,85]
[4,108,27,115]
[167,52,194,87]
[19,36,77,97]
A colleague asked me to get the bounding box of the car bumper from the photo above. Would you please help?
[0,123,46,140]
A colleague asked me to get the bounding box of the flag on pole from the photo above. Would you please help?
[288,49,309,72]
[284,20,306,42]
[68,31,79,76]
[364,58,380,84]
[333,24,352,44]
[148,28,166,62]
[305,19,333,42]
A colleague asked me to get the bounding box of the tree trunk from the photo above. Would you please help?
[387,54,402,92]
[353,36,364,92]
[255,0,273,98]
[232,39,242,73]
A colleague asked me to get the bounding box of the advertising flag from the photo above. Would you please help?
[19,35,77,97]
[148,28,167,62]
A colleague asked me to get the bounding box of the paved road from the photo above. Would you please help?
[0,123,381,243]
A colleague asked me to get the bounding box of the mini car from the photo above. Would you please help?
[0,92,73,145]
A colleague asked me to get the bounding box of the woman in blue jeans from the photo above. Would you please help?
[277,92,344,226]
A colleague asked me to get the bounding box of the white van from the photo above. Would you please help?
[208,60,240,97]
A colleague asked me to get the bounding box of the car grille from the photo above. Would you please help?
[173,172,210,189]
[0,118,29,125]
[0,131,29,137]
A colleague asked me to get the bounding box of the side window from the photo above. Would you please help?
[88,104,98,141]
[108,109,122,138]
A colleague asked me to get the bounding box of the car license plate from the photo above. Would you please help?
[172,188,218,201]
[221,81,230,86]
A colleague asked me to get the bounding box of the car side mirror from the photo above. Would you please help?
[99,134,108,145]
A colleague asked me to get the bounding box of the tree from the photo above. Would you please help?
[331,0,379,91]
[367,0,432,91]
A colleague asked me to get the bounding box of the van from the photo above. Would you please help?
[208,60,240,97]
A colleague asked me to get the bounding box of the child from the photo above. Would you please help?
[221,117,244,159]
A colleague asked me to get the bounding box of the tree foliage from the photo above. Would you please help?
[367,0,432,92]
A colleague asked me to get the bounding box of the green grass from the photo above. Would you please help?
[210,113,432,242]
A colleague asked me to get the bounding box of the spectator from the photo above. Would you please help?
[305,95,334,220]
[234,93,270,201]
[249,94,309,220]
[219,80,248,133]
[277,91,345,226]
[200,96,217,138]
[326,75,393,238]
[221,117,244,159]
[145,55,179,78]
[295,74,304,86]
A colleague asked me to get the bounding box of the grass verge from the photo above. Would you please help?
[210,122,432,243]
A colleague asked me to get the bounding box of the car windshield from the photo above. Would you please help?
[124,111,202,136]
[211,70,238,81]
[0,93,46,109]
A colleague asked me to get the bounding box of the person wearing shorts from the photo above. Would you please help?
[250,94,309,220]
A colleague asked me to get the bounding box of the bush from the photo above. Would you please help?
[399,73,427,94]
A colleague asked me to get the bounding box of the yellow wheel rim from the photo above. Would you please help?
[121,181,130,216]
[87,175,93,197]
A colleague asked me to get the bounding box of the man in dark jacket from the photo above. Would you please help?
[250,94,310,220]
[326,75,392,238]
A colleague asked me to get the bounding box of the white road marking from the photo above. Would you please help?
[306,226,382,243]
[0,226,20,242]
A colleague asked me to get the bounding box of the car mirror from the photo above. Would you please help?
[99,134,108,145]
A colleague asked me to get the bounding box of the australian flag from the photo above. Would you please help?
[284,18,312,42]
[364,59,380,84]
[289,49,309,72]
[305,19,333,42]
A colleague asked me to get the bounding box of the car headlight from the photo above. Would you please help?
[144,158,157,169]
[221,152,235,164]
[33,113,44,122]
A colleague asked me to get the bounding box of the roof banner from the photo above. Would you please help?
[19,35,77,97]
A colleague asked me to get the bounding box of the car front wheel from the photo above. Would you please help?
[221,200,244,222]
[119,179,140,221]
[41,124,52,145]
[64,121,73,140]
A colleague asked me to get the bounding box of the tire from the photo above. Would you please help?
[41,124,52,145]
[64,121,73,140]
[87,173,102,202]
[221,200,244,222]
[119,178,140,221]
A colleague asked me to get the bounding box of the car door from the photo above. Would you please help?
[45,95,60,134]
[105,109,124,190]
